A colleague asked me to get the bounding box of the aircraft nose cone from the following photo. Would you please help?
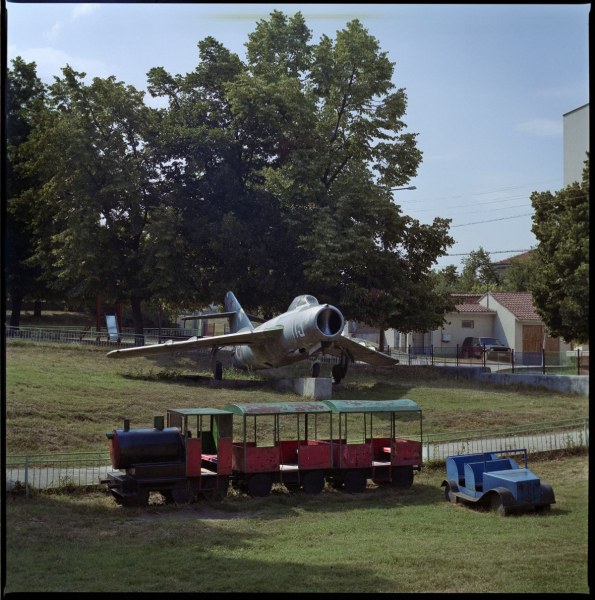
[317,306,344,337]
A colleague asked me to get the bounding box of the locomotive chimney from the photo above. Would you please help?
[124,419,130,432]
[154,415,164,431]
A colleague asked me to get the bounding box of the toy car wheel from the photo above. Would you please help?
[489,493,508,516]
[443,482,458,503]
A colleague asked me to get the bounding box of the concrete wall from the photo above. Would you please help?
[477,372,589,396]
[431,366,588,396]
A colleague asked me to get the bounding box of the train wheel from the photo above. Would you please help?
[118,490,149,507]
[206,476,230,501]
[171,487,192,505]
[160,489,175,504]
[301,470,325,495]
[344,470,367,494]
[391,466,414,489]
[247,474,273,497]
[326,476,344,490]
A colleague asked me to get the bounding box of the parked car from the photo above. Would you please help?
[460,336,511,359]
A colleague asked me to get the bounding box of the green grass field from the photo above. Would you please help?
[3,340,590,593]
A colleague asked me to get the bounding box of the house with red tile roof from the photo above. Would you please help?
[379,290,573,355]
[492,250,535,280]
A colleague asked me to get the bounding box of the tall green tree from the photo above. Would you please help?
[499,253,537,291]
[459,247,500,292]
[5,58,48,327]
[20,66,177,338]
[247,13,453,330]
[529,155,589,342]
[147,36,300,315]
[16,11,455,333]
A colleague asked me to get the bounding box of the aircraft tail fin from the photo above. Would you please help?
[224,291,254,333]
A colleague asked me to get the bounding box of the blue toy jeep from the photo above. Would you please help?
[441,448,555,516]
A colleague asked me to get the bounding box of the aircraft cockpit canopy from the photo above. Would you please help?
[288,294,320,311]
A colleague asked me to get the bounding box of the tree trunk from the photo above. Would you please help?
[378,329,387,353]
[9,294,23,328]
[130,297,145,347]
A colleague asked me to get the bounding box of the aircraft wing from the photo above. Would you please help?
[329,335,400,366]
[106,325,284,359]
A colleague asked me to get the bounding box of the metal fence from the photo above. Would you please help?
[384,345,589,375]
[5,418,588,496]
[422,417,589,463]
[5,451,113,497]
[5,326,589,375]
[5,324,223,349]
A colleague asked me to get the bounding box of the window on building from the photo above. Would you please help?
[462,320,474,328]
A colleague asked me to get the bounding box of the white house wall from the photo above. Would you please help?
[479,295,515,347]
[438,313,496,350]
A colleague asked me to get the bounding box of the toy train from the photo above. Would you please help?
[101,399,423,506]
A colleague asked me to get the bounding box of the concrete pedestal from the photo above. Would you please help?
[275,377,332,400]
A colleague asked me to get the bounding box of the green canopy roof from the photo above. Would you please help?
[167,408,233,416]
[224,402,332,416]
[322,399,421,413]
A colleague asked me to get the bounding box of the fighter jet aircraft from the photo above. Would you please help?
[106,291,399,383]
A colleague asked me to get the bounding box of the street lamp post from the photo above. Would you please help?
[390,185,417,191]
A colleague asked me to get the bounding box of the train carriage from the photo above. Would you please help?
[224,401,334,497]
[322,399,423,493]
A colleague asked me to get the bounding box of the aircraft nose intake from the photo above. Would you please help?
[317,307,344,337]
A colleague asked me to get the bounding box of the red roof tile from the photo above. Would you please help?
[492,250,535,266]
[451,293,482,304]
[454,304,496,313]
[488,292,540,320]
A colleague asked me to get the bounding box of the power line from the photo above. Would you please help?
[450,213,534,228]
[445,249,532,257]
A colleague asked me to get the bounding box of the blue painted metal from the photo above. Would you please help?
[442,448,555,515]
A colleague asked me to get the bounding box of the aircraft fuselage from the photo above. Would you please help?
[230,302,344,369]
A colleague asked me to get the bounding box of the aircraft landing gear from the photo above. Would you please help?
[310,362,321,378]
[211,348,223,380]
[214,361,223,380]
[332,352,350,384]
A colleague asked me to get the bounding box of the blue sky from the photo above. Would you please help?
[6,3,590,271]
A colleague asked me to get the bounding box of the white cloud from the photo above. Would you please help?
[516,118,562,137]
[72,4,99,20]
[8,44,111,83]
[46,3,101,41]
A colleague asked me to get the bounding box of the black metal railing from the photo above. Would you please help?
[5,326,589,375]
